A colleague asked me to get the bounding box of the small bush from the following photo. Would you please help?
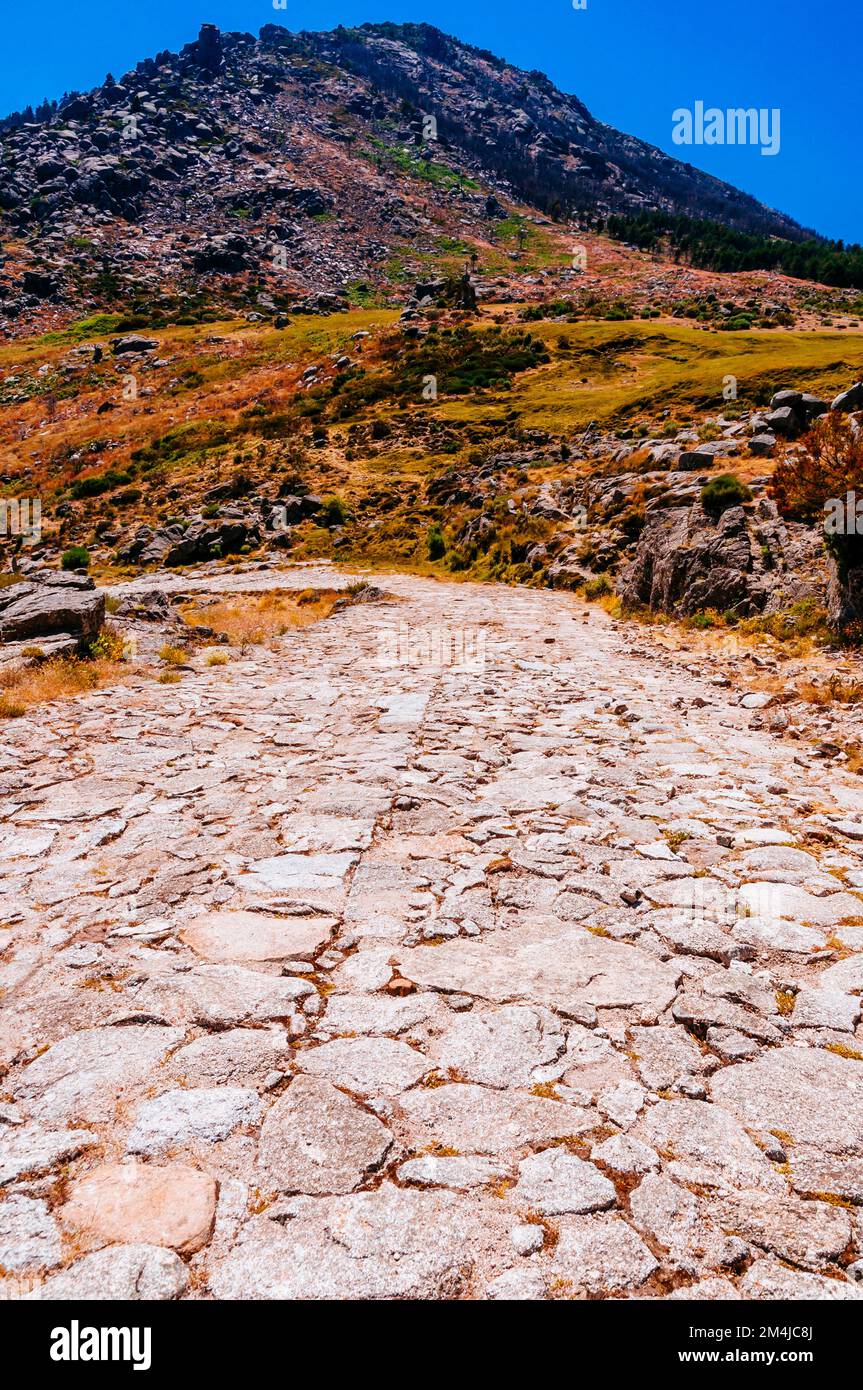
[89,626,126,661]
[61,546,90,570]
[701,473,752,516]
[772,413,863,579]
[427,524,446,560]
[321,496,346,527]
[69,470,131,499]
[158,644,187,666]
[584,573,613,599]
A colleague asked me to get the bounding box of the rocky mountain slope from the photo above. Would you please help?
[0,21,810,329]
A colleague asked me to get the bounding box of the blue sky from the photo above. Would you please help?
[1,0,859,242]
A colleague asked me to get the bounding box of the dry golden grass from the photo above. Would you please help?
[775,989,797,1017]
[843,744,863,775]
[798,673,863,705]
[0,655,124,718]
[179,589,341,651]
[158,643,188,666]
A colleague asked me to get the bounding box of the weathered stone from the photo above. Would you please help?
[126,1087,263,1155]
[509,1222,545,1255]
[550,1215,658,1293]
[257,1076,392,1194]
[165,1028,291,1087]
[14,1025,183,1122]
[320,991,439,1036]
[0,1125,96,1187]
[738,881,863,928]
[179,910,334,963]
[0,1195,61,1271]
[510,1148,616,1215]
[638,1099,784,1191]
[0,573,105,648]
[395,927,680,1023]
[428,1004,565,1088]
[31,1244,188,1300]
[484,1266,547,1299]
[296,1037,430,1096]
[401,1083,593,1155]
[711,1048,863,1157]
[792,987,860,1032]
[208,1184,495,1299]
[128,964,313,1028]
[740,1258,862,1301]
[629,1025,707,1090]
[708,1190,852,1271]
[397,1155,509,1190]
[60,1161,218,1254]
[592,1133,660,1175]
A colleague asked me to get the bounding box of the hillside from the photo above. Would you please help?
[0,20,821,333]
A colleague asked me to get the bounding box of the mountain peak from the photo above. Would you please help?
[0,19,810,329]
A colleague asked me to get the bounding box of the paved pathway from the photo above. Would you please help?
[1,566,862,1299]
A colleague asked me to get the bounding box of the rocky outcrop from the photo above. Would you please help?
[411,274,478,312]
[0,572,105,648]
[827,562,863,638]
[620,498,827,619]
[118,517,260,567]
[621,504,756,616]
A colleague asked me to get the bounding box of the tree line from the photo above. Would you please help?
[605,210,863,291]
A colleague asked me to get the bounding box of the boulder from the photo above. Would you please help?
[749,433,777,456]
[620,504,759,616]
[765,406,802,439]
[190,234,252,273]
[21,270,58,299]
[119,518,259,567]
[769,390,827,428]
[831,381,863,413]
[0,572,104,648]
[114,588,170,621]
[112,335,157,355]
[678,442,735,470]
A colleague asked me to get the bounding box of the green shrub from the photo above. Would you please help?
[701,473,752,516]
[321,496,346,527]
[584,573,613,599]
[427,524,446,560]
[61,546,90,570]
[69,470,132,499]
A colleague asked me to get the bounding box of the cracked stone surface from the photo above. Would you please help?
[2,564,863,1300]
